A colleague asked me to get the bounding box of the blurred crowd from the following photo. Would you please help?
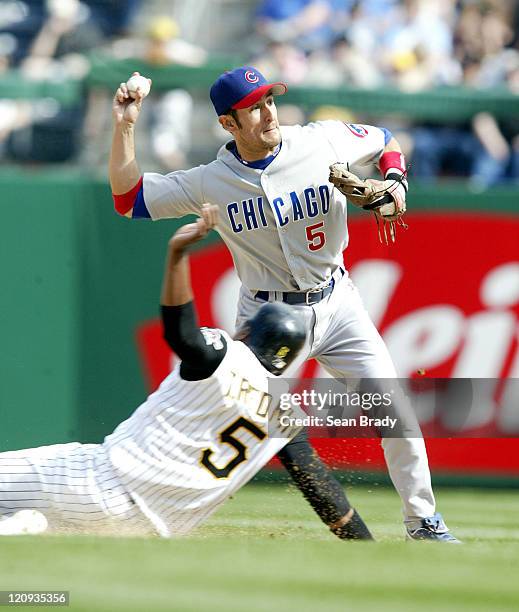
[253,0,519,91]
[0,0,140,162]
[0,0,518,187]
[251,0,519,187]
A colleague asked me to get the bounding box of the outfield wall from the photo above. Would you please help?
[0,171,188,448]
[1,172,518,479]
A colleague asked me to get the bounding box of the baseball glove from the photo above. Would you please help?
[329,163,408,244]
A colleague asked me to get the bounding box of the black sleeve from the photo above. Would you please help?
[161,303,227,380]
[277,430,373,540]
[276,429,351,524]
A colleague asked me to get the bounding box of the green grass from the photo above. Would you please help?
[0,485,518,612]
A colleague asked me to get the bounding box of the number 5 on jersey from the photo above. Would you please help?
[306,221,326,251]
[201,417,267,479]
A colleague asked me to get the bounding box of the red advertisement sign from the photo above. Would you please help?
[136,213,519,474]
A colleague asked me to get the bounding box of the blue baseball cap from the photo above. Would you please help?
[210,66,287,116]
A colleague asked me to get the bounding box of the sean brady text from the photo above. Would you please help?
[278,414,398,429]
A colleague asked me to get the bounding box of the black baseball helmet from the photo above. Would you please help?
[244,303,307,374]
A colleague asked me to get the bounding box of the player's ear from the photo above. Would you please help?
[219,115,236,134]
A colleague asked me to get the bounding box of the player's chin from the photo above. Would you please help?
[262,128,281,146]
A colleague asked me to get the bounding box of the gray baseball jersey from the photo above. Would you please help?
[133,119,437,526]
[142,121,386,291]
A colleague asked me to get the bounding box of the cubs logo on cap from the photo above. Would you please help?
[210,66,287,116]
[244,70,260,84]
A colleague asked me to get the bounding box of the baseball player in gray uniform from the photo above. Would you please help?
[109,67,459,542]
[0,205,373,539]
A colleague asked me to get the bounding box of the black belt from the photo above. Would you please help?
[255,269,344,306]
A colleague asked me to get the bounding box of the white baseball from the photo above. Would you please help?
[126,75,150,98]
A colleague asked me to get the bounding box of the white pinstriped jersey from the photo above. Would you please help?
[142,121,386,291]
[103,331,288,537]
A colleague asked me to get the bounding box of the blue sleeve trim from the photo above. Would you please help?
[380,127,393,146]
[131,186,151,219]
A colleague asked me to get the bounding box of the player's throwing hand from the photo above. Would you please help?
[112,71,152,126]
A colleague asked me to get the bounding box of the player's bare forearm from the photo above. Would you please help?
[109,122,142,196]
[109,74,151,196]
[383,136,402,154]
[161,204,219,307]
[161,247,193,307]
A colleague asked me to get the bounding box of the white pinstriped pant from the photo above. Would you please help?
[236,273,436,525]
[0,443,155,536]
